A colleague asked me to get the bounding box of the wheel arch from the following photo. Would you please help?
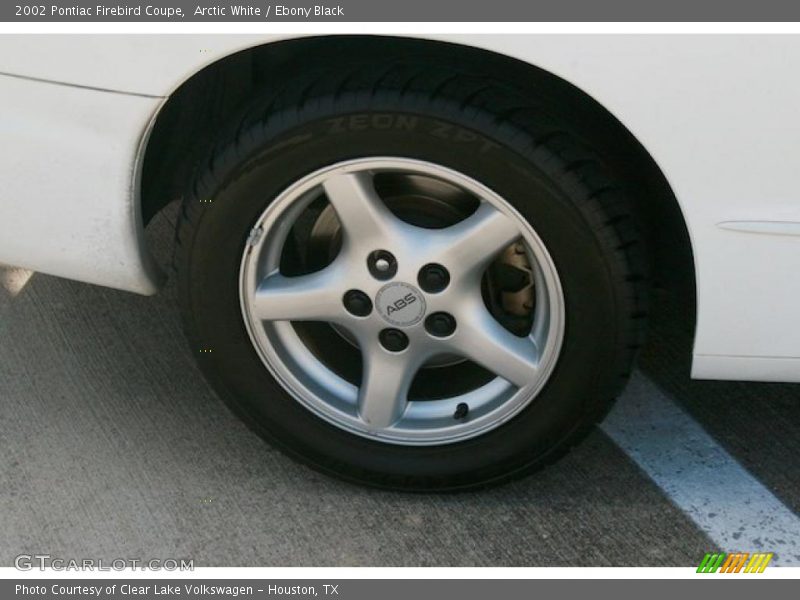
[140,35,695,325]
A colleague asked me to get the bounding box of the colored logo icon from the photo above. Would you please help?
[697,552,773,573]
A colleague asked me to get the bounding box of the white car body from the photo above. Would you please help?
[1,34,799,383]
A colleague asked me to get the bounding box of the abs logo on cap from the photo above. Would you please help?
[375,282,426,327]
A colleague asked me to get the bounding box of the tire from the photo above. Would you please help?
[176,62,648,491]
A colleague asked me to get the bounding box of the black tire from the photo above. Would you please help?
[176,62,648,491]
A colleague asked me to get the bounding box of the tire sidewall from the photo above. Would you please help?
[181,99,625,489]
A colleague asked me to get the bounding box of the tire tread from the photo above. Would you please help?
[175,60,649,491]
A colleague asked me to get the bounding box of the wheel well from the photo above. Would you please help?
[141,35,695,311]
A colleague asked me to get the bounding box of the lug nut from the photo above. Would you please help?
[418,263,450,293]
[425,312,457,337]
[379,328,409,352]
[368,250,397,280]
[343,289,372,317]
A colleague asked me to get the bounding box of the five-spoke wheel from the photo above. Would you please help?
[240,159,564,445]
[177,64,646,489]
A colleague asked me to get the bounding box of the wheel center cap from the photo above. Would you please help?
[375,282,426,327]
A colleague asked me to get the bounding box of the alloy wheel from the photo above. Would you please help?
[239,158,565,445]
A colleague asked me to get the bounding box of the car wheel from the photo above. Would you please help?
[176,64,647,491]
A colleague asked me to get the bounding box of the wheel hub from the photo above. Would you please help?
[374,281,426,327]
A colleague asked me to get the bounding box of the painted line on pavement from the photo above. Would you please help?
[602,371,800,566]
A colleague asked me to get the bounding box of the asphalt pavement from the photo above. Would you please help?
[1,206,798,567]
